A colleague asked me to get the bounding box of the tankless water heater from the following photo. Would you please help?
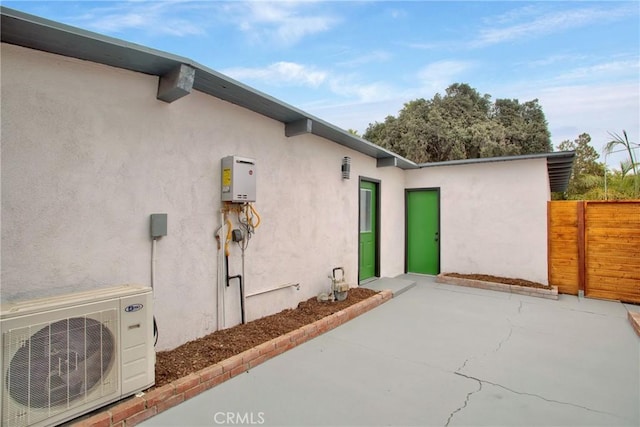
[221,156,256,203]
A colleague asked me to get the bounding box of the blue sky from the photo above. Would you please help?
[4,1,639,167]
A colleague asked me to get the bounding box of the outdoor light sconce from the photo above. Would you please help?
[341,157,351,179]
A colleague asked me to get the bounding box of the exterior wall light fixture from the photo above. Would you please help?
[341,157,351,179]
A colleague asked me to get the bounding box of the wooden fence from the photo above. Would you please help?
[548,200,640,303]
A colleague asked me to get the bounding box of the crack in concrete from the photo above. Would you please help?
[452,372,626,420]
[456,357,468,372]
[566,307,610,317]
[444,376,482,427]
[456,320,514,373]
[493,320,513,354]
[448,319,514,425]
[446,297,626,426]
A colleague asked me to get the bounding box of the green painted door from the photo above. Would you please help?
[406,190,440,274]
[359,181,377,281]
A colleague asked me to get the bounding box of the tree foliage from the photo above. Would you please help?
[556,133,605,199]
[363,83,552,163]
[554,132,637,200]
[605,130,638,197]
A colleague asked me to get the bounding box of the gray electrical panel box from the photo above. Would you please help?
[221,155,256,202]
[150,213,168,238]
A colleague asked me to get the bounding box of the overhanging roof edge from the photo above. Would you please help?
[1,6,416,170]
[416,151,575,168]
[417,151,575,193]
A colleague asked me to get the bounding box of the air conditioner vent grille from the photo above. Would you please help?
[3,310,118,427]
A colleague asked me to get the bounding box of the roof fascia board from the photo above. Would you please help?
[416,151,575,193]
[417,151,574,168]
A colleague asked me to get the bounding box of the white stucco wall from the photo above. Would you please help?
[1,42,553,352]
[1,44,406,350]
[405,159,550,284]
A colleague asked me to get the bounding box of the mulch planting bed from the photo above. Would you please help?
[444,273,549,289]
[154,287,377,387]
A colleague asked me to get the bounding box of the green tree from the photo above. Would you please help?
[492,98,551,154]
[556,133,605,199]
[364,83,551,163]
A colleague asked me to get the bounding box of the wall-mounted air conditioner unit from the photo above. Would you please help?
[1,285,155,427]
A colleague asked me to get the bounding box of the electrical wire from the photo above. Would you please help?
[153,317,158,346]
[151,238,157,290]
[222,202,260,325]
[236,203,260,251]
[151,237,159,346]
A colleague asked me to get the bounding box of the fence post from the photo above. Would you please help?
[577,201,586,298]
[547,202,551,287]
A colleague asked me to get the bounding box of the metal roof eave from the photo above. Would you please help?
[308,119,418,169]
[0,6,418,169]
[545,152,575,192]
[418,151,575,193]
[0,8,575,179]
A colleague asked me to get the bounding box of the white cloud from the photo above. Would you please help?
[328,78,395,103]
[523,54,589,68]
[225,1,338,46]
[66,0,338,42]
[223,62,327,87]
[474,4,634,47]
[337,51,392,68]
[554,60,640,82]
[485,4,542,26]
[224,60,395,104]
[70,1,209,37]
[417,60,475,93]
[389,8,407,19]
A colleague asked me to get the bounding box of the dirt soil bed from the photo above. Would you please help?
[154,287,377,387]
[444,273,549,289]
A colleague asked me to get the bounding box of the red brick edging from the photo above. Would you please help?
[436,274,559,300]
[72,290,393,427]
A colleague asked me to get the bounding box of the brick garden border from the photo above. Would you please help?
[72,290,393,427]
[436,273,558,300]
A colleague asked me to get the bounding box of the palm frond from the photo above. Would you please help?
[620,159,633,177]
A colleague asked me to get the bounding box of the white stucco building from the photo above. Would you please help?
[1,8,574,351]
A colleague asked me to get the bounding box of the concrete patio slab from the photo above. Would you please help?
[142,275,639,427]
[360,276,416,296]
